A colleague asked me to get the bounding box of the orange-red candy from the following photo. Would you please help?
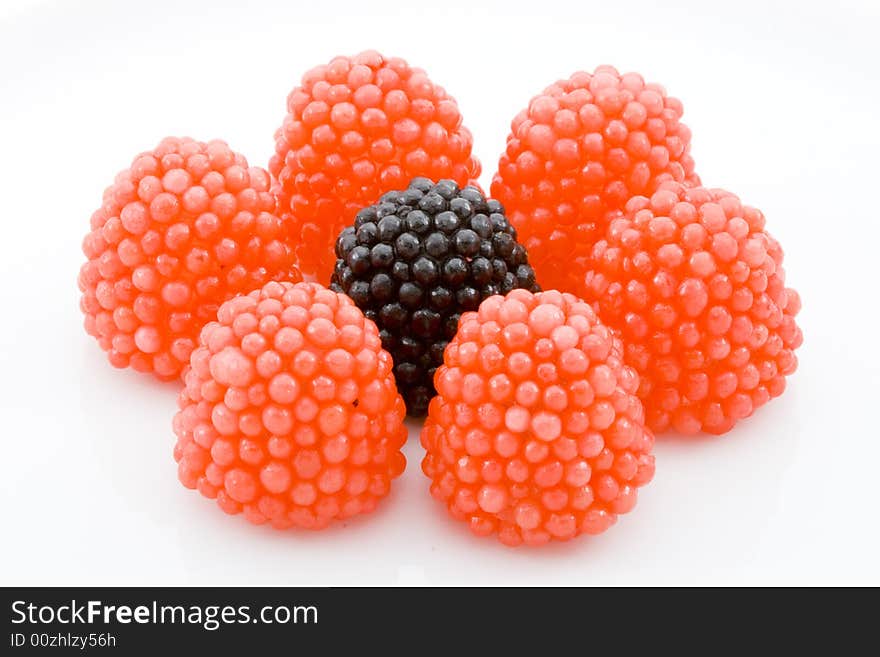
[491,65,699,293]
[79,137,301,380]
[270,50,481,280]
[173,281,407,530]
[421,289,655,546]
[581,182,802,435]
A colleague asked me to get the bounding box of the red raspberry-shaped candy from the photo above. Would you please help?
[173,281,407,530]
[421,289,655,547]
[270,50,481,281]
[491,65,699,294]
[78,137,301,380]
[581,182,802,435]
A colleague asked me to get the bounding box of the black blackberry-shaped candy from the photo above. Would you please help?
[330,178,541,416]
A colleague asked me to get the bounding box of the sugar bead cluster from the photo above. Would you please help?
[331,177,540,416]
[421,290,655,546]
[79,137,300,379]
[581,182,802,434]
[270,50,481,280]
[492,65,699,295]
[173,282,407,529]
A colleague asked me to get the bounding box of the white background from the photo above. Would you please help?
[1,0,878,586]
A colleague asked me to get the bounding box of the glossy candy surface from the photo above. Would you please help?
[331,177,540,416]
[270,50,481,280]
[421,289,655,546]
[491,66,699,294]
[581,182,802,435]
[79,137,301,379]
[173,281,407,529]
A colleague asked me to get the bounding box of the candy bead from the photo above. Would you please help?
[581,182,803,435]
[331,177,540,416]
[79,137,302,379]
[491,66,699,294]
[421,290,655,546]
[270,51,481,280]
[173,281,407,529]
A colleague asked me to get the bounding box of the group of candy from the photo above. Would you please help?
[78,51,802,547]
